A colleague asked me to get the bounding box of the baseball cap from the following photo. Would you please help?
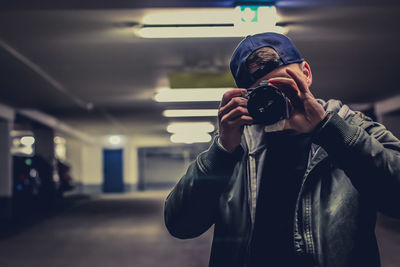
[230,32,304,89]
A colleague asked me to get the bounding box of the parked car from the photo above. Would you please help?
[12,155,57,218]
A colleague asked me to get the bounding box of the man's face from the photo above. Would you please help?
[248,63,303,88]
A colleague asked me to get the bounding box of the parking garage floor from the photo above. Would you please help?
[0,191,399,267]
[0,191,213,267]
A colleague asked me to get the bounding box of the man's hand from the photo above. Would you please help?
[268,68,326,133]
[218,89,253,152]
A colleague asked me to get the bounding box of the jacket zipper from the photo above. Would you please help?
[293,147,327,265]
[244,152,256,267]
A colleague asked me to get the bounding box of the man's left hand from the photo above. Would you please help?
[268,68,326,133]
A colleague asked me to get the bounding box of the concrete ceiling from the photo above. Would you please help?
[1,0,400,138]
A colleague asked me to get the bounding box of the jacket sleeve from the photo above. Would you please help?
[164,137,244,239]
[313,111,400,218]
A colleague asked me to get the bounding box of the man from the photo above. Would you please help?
[164,32,400,267]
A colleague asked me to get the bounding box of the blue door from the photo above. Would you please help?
[103,149,124,193]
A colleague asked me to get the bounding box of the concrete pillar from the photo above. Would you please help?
[0,119,13,219]
[32,124,55,163]
[32,123,57,208]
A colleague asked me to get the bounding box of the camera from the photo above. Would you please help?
[243,80,290,125]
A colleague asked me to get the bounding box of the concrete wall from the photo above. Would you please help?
[124,140,137,190]
[63,135,174,194]
[64,138,103,194]
[81,144,102,185]
[65,138,83,184]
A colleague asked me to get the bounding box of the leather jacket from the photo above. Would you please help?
[164,100,400,267]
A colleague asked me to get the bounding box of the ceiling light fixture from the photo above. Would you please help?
[141,8,235,25]
[108,135,122,146]
[167,122,215,134]
[154,88,230,102]
[20,136,35,146]
[170,133,212,144]
[163,109,218,117]
[167,122,215,144]
[134,6,286,38]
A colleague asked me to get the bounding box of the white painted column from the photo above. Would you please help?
[65,138,84,193]
[0,104,15,219]
[0,119,13,198]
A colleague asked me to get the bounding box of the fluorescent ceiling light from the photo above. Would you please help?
[20,136,35,146]
[54,136,66,144]
[163,109,218,117]
[167,122,215,134]
[136,27,235,39]
[141,8,235,25]
[21,146,34,155]
[170,133,212,144]
[154,88,230,102]
[135,6,286,38]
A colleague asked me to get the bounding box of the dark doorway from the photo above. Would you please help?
[103,149,124,193]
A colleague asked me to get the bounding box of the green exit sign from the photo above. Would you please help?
[236,5,277,25]
[238,6,260,23]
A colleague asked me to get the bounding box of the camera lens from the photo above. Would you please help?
[247,83,289,125]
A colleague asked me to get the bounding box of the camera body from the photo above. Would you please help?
[244,80,290,125]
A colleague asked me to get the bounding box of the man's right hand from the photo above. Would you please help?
[218,89,253,153]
